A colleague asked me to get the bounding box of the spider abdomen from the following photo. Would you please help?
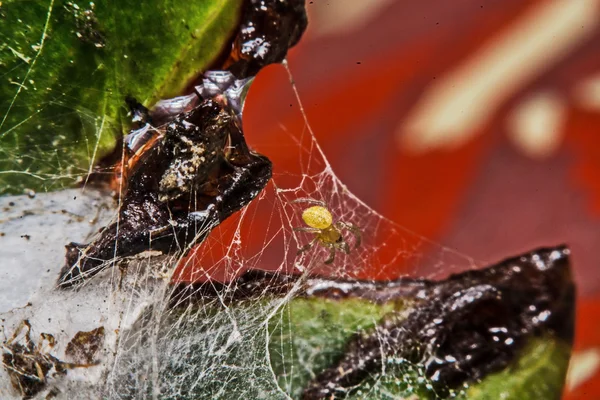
[302,205,333,229]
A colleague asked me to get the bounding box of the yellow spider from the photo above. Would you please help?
[292,198,361,264]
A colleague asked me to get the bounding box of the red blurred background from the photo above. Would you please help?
[183,0,600,396]
[249,0,600,396]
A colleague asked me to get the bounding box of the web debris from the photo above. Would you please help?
[0,58,480,399]
[0,1,495,399]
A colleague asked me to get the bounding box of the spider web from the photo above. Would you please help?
[0,35,481,400]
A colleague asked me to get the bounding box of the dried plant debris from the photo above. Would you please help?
[58,99,272,286]
[57,0,308,287]
[65,327,105,365]
[178,245,575,399]
[1,320,94,399]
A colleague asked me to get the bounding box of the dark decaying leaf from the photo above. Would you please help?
[0,0,242,195]
[55,0,308,287]
[301,245,574,399]
[178,245,574,399]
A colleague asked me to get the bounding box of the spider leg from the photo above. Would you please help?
[324,246,336,264]
[336,222,362,249]
[291,198,327,207]
[337,239,350,255]
[293,226,321,233]
[297,238,318,255]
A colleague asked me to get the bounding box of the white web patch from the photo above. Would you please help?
[0,58,478,400]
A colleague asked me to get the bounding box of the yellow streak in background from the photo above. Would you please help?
[506,90,566,159]
[311,0,396,37]
[567,347,600,391]
[399,0,600,153]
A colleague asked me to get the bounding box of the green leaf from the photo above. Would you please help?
[465,338,571,400]
[0,0,241,194]
[143,292,571,399]
[266,297,571,399]
[268,297,397,398]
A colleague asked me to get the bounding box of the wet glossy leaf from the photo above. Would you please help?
[0,0,241,194]
[467,338,570,400]
[269,297,570,400]
[268,297,397,399]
